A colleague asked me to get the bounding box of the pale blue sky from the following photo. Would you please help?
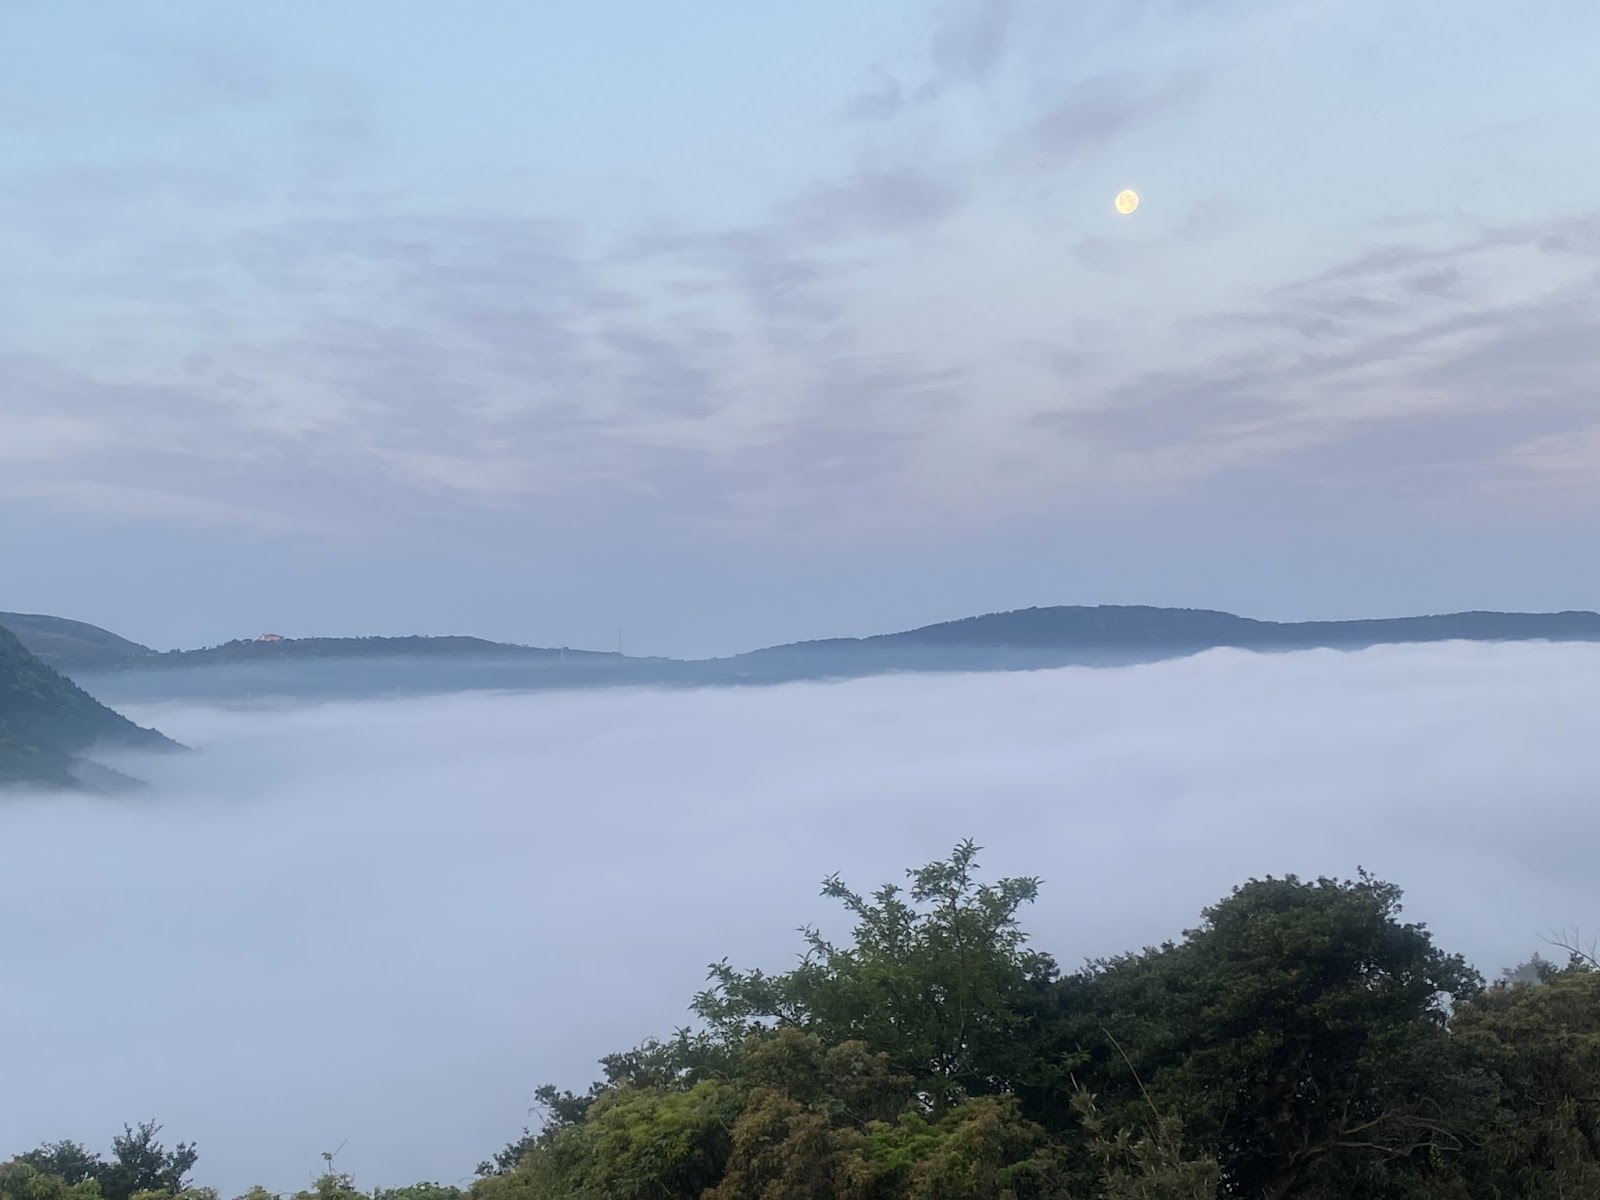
[3,0,1598,656]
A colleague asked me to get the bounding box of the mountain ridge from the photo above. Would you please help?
[743,605,1600,655]
[7,604,1600,676]
[130,635,626,668]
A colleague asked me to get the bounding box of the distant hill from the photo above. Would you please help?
[26,603,1600,707]
[134,635,624,668]
[0,611,155,672]
[743,605,1600,656]
[0,613,623,672]
[0,623,178,789]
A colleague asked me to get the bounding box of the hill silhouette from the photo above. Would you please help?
[0,623,179,788]
[13,603,1600,707]
[145,635,621,666]
[0,611,155,672]
[746,604,1600,654]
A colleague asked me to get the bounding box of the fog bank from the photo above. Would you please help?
[3,641,1598,1194]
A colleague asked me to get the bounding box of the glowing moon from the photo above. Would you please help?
[1114,189,1140,215]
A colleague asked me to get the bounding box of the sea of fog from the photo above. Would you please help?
[4,641,1598,1195]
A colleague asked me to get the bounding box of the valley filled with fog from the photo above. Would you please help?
[4,641,1597,1195]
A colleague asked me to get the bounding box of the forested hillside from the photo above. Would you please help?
[15,606,1600,686]
[140,636,618,666]
[0,623,178,786]
[10,844,1596,1198]
[0,611,155,671]
[751,605,1600,655]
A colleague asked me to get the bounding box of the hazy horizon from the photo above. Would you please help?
[5,641,1597,1193]
[15,591,1600,664]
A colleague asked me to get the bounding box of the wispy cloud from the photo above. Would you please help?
[928,0,1018,92]
[1029,71,1203,159]
[117,33,281,110]
[841,0,1017,121]
[783,166,966,240]
[4,0,1598,548]
[1030,208,1600,511]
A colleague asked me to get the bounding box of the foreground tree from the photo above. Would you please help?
[1436,962,1600,1194]
[1070,1088,1220,1200]
[1049,872,1482,1198]
[0,1163,102,1200]
[12,1126,198,1200]
[8,1145,101,1190]
[691,840,1061,1116]
[480,846,1216,1200]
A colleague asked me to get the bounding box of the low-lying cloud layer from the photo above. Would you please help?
[4,642,1598,1193]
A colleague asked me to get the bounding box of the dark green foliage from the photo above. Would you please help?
[1434,963,1600,1195]
[0,624,178,786]
[12,1144,103,1188]
[288,1177,366,1200]
[692,840,1060,1116]
[97,1124,199,1200]
[1049,872,1482,1198]
[11,1124,196,1200]
[370,1184,463,1200]
[0,1162,103,1200]
[490,1027,1070,1200]
[0,713,75,785]
[1070,1088,1220,1200]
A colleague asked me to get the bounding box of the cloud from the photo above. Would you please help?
[1031,208,1600,509]
[844,0,1244,124]
[0,0,1231,545]
[840,0,1016,121]
[18,206,1595,545]
[840,75,908,123]
[621,225,850,326]
[7,0,1595,548]
[1029,71,1202,158]
[783,167,966,241]
[1495,423,1600,498]
[116,32,281,110]
[1401,267,1467,299]
[3,643,1598,1193]
[9,172,1598,545]
[928,0,1018,91]
[1267,212,1573,297]
[1175,195,1245,243]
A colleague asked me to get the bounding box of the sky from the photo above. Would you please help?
[3,0,1599,657]
[3,641,1598,1192]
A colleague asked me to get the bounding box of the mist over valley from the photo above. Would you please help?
[4,640,1597,1194]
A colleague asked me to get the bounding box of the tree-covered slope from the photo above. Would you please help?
[141,635,620,666]
[0,712,76,787]
[0,611,156,672]
[0,623,177,787]
[746,604,1600,655]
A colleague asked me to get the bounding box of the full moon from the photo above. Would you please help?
[1114,189,1140,215]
